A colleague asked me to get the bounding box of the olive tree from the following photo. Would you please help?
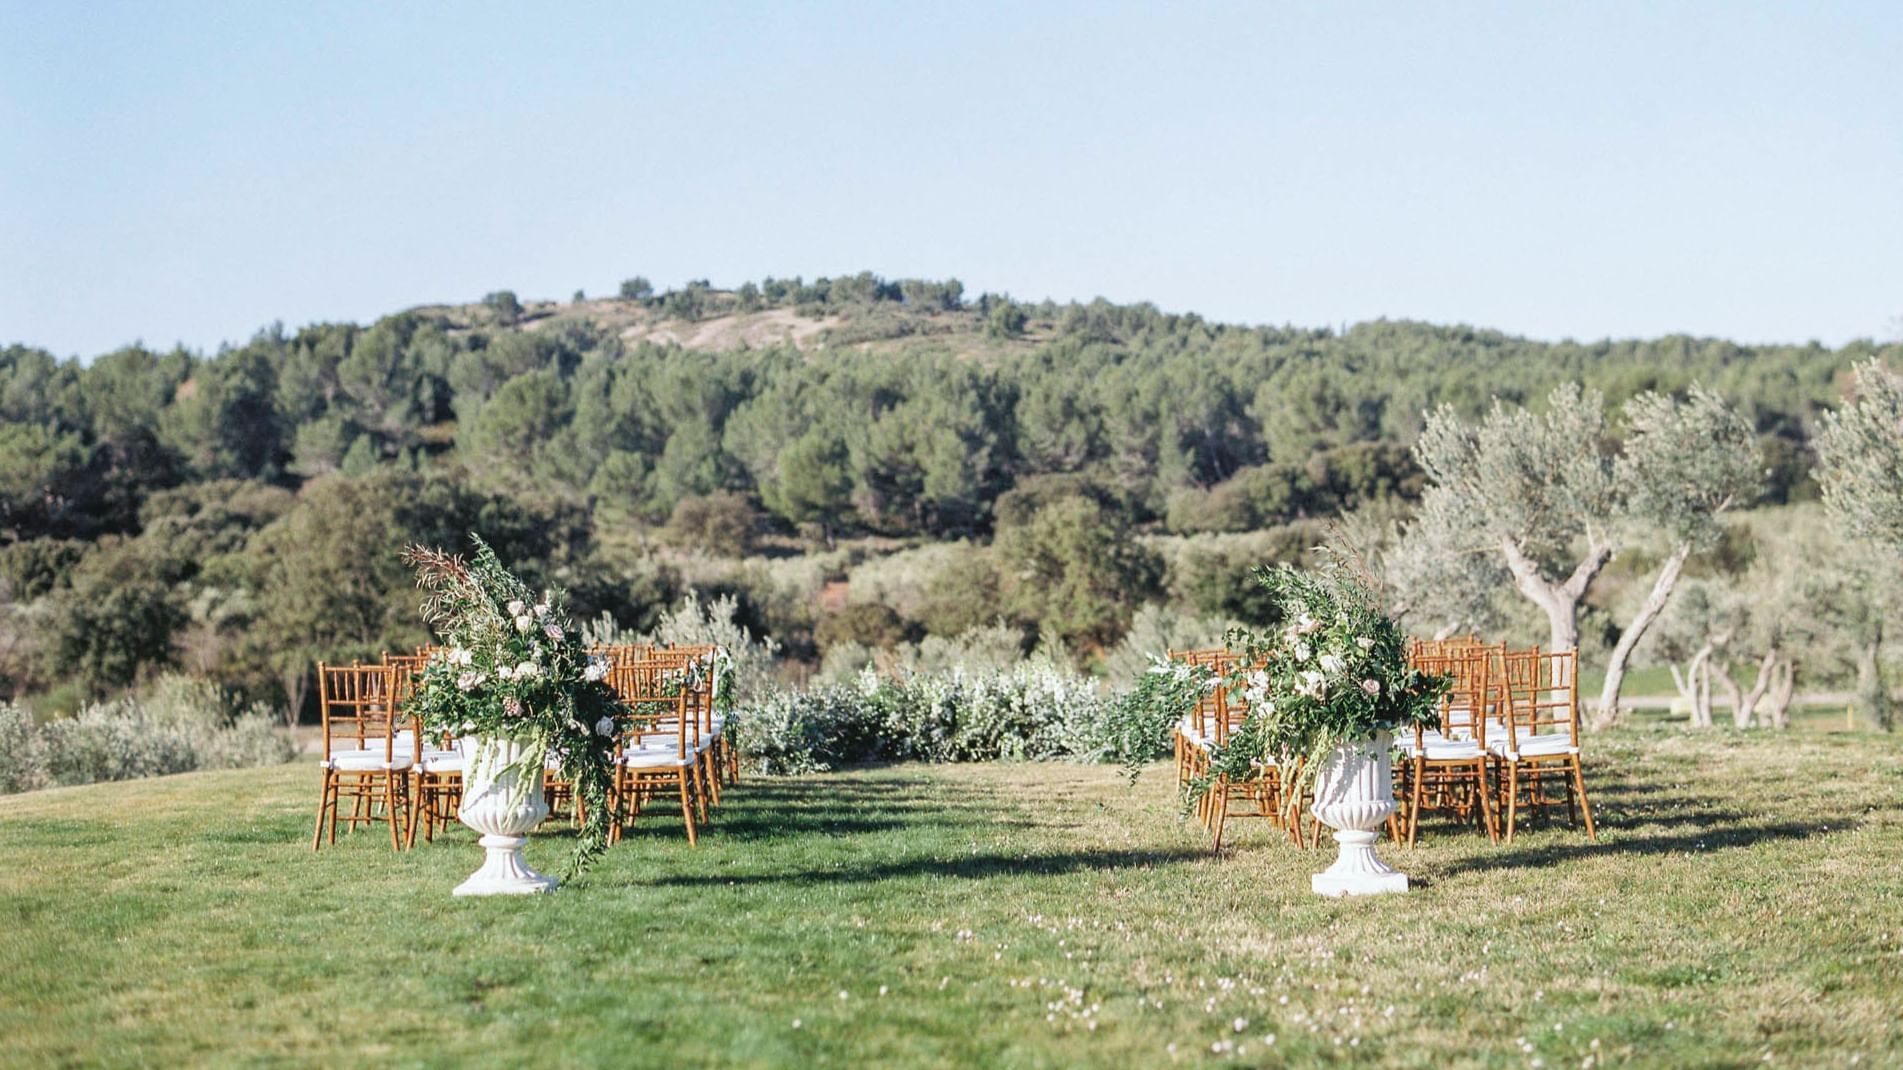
[1815,361,1903,729]
[1412,383,1760,726]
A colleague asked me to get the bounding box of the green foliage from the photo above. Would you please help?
[814,603,917,656]
[482,290,523,325]
[1818,360,1903,555]
[661,491,760,557]
[994,494,1163,648]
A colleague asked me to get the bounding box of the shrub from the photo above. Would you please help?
[662,492,760,557]
[0,675,297,795]
[815,603,917,655]
[731,661,1117,773]
[642,591,781,705]
[42,700,199,786]
[0,702,49,793]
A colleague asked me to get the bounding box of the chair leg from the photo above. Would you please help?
[1505,762,1520,843]
[1406,759,1425,846]
[1210,785,1229,852]
[678,776,698,846]
[1571,759,1597,840]
[703,750,721,808]
[1474,758,1499,844]
[312,772,333,851]
[385,777,403,851]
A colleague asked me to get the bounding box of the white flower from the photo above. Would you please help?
[1292,641,1312,663]
[1355,636,1376,650]
[584,660,608,682]
[594,716,616,737]
[544,623,564,641]
[534,603,550,618]
[515,614,534,632]
[506,599,526,616]
[1295,612,1321,634]
[456,671,484,691]
[1318,653,1345,675]
[514,661,539,679]
[449,646,474,666]
[1360,678,1382,696]
[1172,663,1191,682]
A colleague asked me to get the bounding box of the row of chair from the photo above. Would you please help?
[311,644,732,852]
[1169,638,1596,850]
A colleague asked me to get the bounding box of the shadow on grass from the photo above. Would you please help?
[1438,816,1852,876]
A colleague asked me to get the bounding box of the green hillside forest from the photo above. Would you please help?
[3,274,1899,729]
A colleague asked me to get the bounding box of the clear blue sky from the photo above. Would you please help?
[3,1,1899,359]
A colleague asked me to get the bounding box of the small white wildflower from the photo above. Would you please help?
[1355,636,1375,650]
[515,614,534,632]
[514,661,539,679]
[1318,652,1345,674]
[533,602,549,618]
[583,660,608,682]
[506,599,526,616]
[595,716,616,737]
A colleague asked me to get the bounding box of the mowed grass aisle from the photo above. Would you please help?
[2,730,1900,1069]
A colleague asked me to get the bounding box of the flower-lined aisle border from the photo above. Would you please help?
[402,536,631,881]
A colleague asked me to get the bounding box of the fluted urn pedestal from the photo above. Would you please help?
[1309,731,1408,897]
[454,735,557,897]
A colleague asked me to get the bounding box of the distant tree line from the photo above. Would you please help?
[0,273,1894,715]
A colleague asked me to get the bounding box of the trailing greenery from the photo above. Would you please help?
[1190,563,1449,811]
[1100,656,1217,781]
[402,537,630,879]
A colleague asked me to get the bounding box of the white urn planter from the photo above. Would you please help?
[1308,730,1408,897]
[453,735,557,897]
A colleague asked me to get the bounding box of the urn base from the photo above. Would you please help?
[452,833,558,897]
[1312,870,1409,897]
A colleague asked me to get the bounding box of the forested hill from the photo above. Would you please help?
[4,273,1888,551]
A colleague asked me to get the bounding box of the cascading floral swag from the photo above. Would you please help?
[402,537,630,880]
[1190,562,1449,812]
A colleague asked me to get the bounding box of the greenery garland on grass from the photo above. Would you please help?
[402,537,631,881]
[1189,562,1448,814]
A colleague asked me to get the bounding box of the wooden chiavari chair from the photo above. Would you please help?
[607,662,703,845]
[1401,652,1500,845]
[383,651,467,846]
[1491,648,1595,842]
[312,662,417,851]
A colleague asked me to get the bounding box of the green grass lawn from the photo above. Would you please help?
[2,728,1900,1069]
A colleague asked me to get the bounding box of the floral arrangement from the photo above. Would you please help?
[1192,562,1448,810]
[401,537,630,879]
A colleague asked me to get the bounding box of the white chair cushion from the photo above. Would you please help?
[1495,734,1578,760]
[324,750,413,772]
[1424,741,1485,761]
[619,749,693,769]
[419,752,463,774]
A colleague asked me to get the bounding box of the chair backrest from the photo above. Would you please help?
[1499,648,1579,744]
[318,662,415,763]
[610,661,691,752]
[1413,652,1491,745]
